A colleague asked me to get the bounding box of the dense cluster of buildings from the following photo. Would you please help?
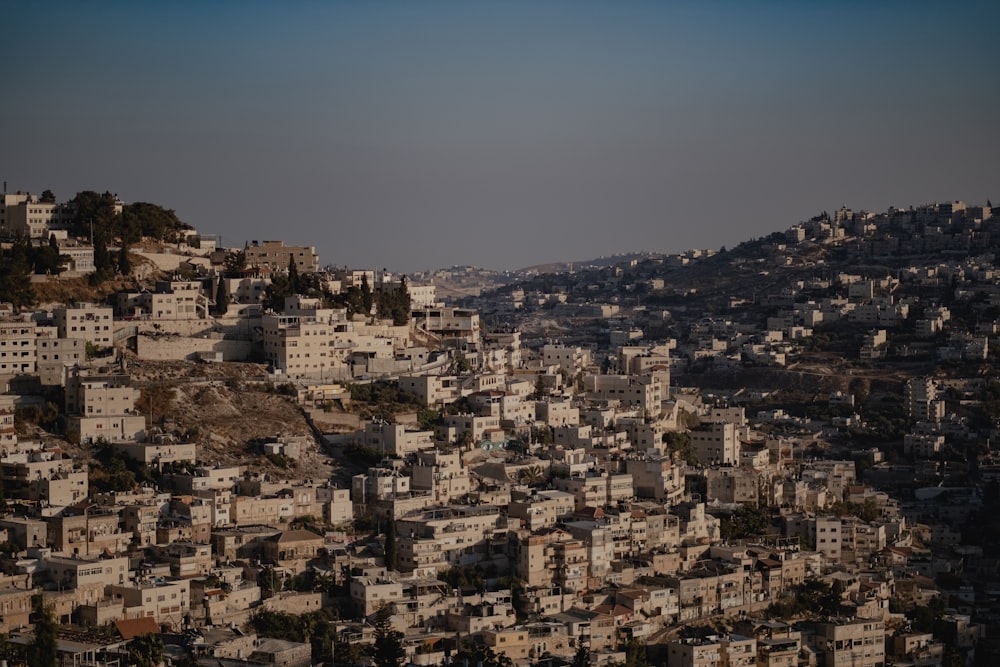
[0,193,998,666]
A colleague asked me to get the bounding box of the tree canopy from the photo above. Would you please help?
[371,605,405,667]
[27,595,58,667]
[0,239,37,311]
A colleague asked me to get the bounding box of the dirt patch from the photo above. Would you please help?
[128,360,335,478]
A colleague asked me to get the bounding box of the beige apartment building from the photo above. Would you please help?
[412,307,480,343]
[397,374,461,406]
[534,398,580,426]
[0,395,16,450]
[117,280,209,319]
[47,505,129,556]
[349,566,404,616]
[363,421,435,457]
[53,303,114,348]
[56,240,94,273]
[43,554,130,607]
[397,505,507,569]
[667,634,757,667]
[813,618,886,667]
[410,450,470,503]
[583,373,664,415]
[690,422,743,465]
[509,489,575,531]
[245,240,319,273]
[65,370,145,443]
[29,470,88,508]
[35,330,86,385]
[109,577,191,627]
[0,317,36,376]
[0,192,76,238]
[542,344,592,375]
[1,447,78,500]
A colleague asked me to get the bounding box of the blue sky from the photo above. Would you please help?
[3,1,998,272]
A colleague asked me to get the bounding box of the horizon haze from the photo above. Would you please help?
[3,1,999,273]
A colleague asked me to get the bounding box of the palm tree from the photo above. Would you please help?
[127,633,165,667]
[518,465,545,486]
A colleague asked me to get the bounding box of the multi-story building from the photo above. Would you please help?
[397,374,461,406]
[363,421,435,457]
[352,466,410,503]
[412,308,481,344]
[397,505,507,569]
[0,192,76,238]
[583,374,664,416]
[509,489,576,530]
[0,395,15,449]
[65,370,144,443]
[245,240,319,273]
[35,330,86,385]
[666,634,756,667]
[904,378,945,422]
[108,578,191,626]
[47,505,129,556]
[690,422,742,465]
[812,618,886,667]
[53,303,114,348]
[542,344,592,375]
[348,566,404,616]
[0,317,37,376]
[117,280,209,319]
[409,450,471,503]
[56,240,95,273]
[705,467,760,505]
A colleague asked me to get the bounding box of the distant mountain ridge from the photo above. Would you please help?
[515,251,663,275]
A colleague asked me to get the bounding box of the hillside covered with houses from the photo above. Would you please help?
[1,190,999,667]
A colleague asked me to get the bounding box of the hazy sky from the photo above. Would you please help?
[4,1,999,272]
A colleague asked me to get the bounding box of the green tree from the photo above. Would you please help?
[72,190,119,240]
[27,594,58,667]
[719,504,772,540]
[28,235,68,276]
[371,604,405,667]
[360,274,374,315]
[454,352,471,374]
[91,225,114,280]
[287,255,300,295]
[214,277,229,316]
[532,375,548,400]
[223,249,247,276]
[620,638,648,667]
[127,633,165,667]
[120,201,189,243]
[117,241,132,275]
[251,609,304,641]
[571,644,591,667]
[518,465,545,486]
[452,642,514,667]
[258,566,281,598]
[39,189,56,203]
[263,273,291,312]
[416,408,441,430]
[384,519,398,571]
[0,239,36,312]
[663,431,698,465]
[389,276,411,326]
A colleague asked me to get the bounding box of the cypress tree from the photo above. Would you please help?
[27,594,58,667]
[361,274,374,314]
[215,277,229,316]
[287,255,300,295]
[117,241,132,275]
[384,519,398,571]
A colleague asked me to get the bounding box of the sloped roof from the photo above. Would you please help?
[115,617,160,640]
